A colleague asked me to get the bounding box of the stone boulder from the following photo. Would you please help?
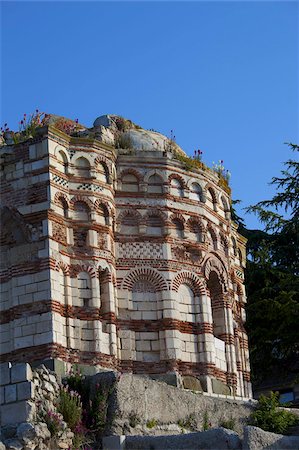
[125,428,241,449]
[243,426,299,449]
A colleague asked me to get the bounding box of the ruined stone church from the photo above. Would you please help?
[0,114,252,399]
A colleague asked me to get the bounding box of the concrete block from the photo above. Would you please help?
[0,400,36,425]
[17,381,34,401]
[11,363,32,383]
[102,435,126,450]
[0,363,10,385]
[5,384,17,403]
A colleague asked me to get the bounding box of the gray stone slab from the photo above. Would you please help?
[243,426,299,450]
[0,401,35,426]
[17,381,34,401]
[4,385,17,403]
[11,363,32,384]
[125,428,241,449]
[0,363,10,386]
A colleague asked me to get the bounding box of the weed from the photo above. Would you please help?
[220,417,236,430]
[202,410,210,431]
[146,419,158,429]
[178,414,197,431]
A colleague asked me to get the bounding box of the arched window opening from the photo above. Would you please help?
[207,228,217,251]
[148,174,163,194]
[189,221,204,243]
[147,215,163,236]
[122,173,139,192]
[58,150,68,175]
[73,201,90,221]
[178,283,197,322]
[170,178,184,197]
[132,280,160,362]
[220,234,229,256]
[98,163,109,183]
[190,183,203,202]
[206,188,217,211]
[77,272,92,307]
[172,218,184,239]
[59,198,69,218]
[74,157,91,178]
[207,271,226,341]
[98,205,109,226]
[120,213,139,235]
[221,196,230,215]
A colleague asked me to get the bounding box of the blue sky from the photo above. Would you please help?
[1,1,298,229]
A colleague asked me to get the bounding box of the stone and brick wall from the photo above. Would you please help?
[0,115,251,399]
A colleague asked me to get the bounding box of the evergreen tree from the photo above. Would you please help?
[240,143,299,385]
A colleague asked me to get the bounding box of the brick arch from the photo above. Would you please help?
[168,173,187,189]
[117,208,142,225]
[170,212,185,224]
[70,195,94,211]
[94,199,114,216]
[144,169,167,184]
[94,156,112,172]
[69,264,97,278]
[119,168,143,182]
[54,192,70,207]
[186,217,205,232]
[54,260,70,276]
[203,255,228,292]
[145,208,168,225]
[204,183,218,204]
[121,267,168,292]
[71,152,93,166]
[172,271,206,296]
[206,223,218,241]
[54,146,70,163]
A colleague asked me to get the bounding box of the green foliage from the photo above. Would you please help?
[219,417,236,430]
[249,392,299,434]
[57,387,82,431]
[240,143,299,385]
[174,150,205,172]
[202,410,210,431]
[146,418,158,429]
[178,414,197,431]
[88,383,114,433]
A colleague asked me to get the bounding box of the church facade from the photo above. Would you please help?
[0,114,252,398]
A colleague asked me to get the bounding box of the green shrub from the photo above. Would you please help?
[146,419,157,429]
[178,414,197,431]
[250,392,299,434]
[57,386,82,431]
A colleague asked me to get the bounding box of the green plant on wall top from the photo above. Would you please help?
[249,391,299,434]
